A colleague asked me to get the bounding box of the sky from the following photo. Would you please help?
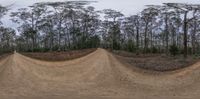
[0,0,199,28]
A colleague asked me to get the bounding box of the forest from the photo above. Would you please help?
[0,1,200,58]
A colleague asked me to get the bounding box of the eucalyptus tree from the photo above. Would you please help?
[80,6,100,48]
[164,3,197,57]
[122,17,135,51]
[168,11,182,48]
[37,14,55,50]
[100,20,111,48]
[0,27,16,52]
[141,6,159,53]
[159,5,174,54]
[11,3,47,51]
[0,5,11,53]
[133,15,141,51]
[188,5,200,54]
[122,15,141,52]
[0,5,7,25]
[43,2,67,50]
[148,5,178,54]
[168,12,182,46]
[43,1,97,50]
[102,9,124,50]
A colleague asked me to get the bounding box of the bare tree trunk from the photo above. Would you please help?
[192,13,197,55]
[165,15,169,54]
[183,11,188,58]
[58,19,62,51]
[144,22,148,53]
[136,23,140,54]
[150,22,153,52]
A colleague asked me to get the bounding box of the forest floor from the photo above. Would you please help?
[113,50,200,71]
[1,48,200,99]
[21,48,96,61]
[0,53,13,60]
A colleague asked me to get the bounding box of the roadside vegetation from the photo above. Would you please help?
[22,48,96,61]
[114,50,199,71]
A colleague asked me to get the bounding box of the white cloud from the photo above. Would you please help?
[1,0,199,15]
[0,0,199,29]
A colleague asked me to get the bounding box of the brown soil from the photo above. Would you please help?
[1,48,200,99]
[0,53,13,60]
[113,50,199,72]
[21,48,96,61]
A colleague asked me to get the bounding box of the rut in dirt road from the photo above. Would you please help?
[0,48,200,99]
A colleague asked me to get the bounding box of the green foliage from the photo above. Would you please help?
[169,44,179,56]
[188,47,192,55]
[151,46,158,53]
[0,48,13,55]
[113,40,121,50]
[26,48,54,52]
[145,48,152,53]
[52,45,60,51]
[87,35,101,48]
[111,24,121,50]
[125,40,136,52]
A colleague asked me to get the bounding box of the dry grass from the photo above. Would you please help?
[113,50,200,71]
[0,53,13,60]
[21,48,97,61]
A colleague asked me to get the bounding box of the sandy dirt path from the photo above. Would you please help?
[0,48,200,99]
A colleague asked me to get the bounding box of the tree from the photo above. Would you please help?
[0,27,16,52]
[102,9,124,50]
[0,5,11,54]
[0,5,7,24]
[11,3,47,52]
[122,15,140,53]
[164,3,195,57]
[141,6,159,53]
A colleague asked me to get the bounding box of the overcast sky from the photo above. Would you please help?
[1,0,199,28]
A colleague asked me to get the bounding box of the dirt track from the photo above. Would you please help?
[0,48,200,99]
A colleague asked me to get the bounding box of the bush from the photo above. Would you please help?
[26,48,50,52]
[113,40,121,50]
[188,47,192,55]
[169,44,179,56]
[151,46,158,53]
[125,40,136,52]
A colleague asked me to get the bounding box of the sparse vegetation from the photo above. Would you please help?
[114,51,199,71]
[22,48,96,61]
[169,44,179,56]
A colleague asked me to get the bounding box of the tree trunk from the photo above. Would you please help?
[136,24,139,53]
[165,15,169,54]
[192,15,197,54]
[183,11,188,58]
[144,22,148,53]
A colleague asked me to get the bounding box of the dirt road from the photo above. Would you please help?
[0,48,200,99]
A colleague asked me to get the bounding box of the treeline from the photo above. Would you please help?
[11,1,101,52]
[0,1,200,57]
[0,5,16,54]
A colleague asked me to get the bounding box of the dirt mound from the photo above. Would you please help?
[0,48,200,99]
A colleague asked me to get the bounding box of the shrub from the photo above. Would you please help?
[169,44,179,56]
[125,40,136,52]
[151,46,158,53]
